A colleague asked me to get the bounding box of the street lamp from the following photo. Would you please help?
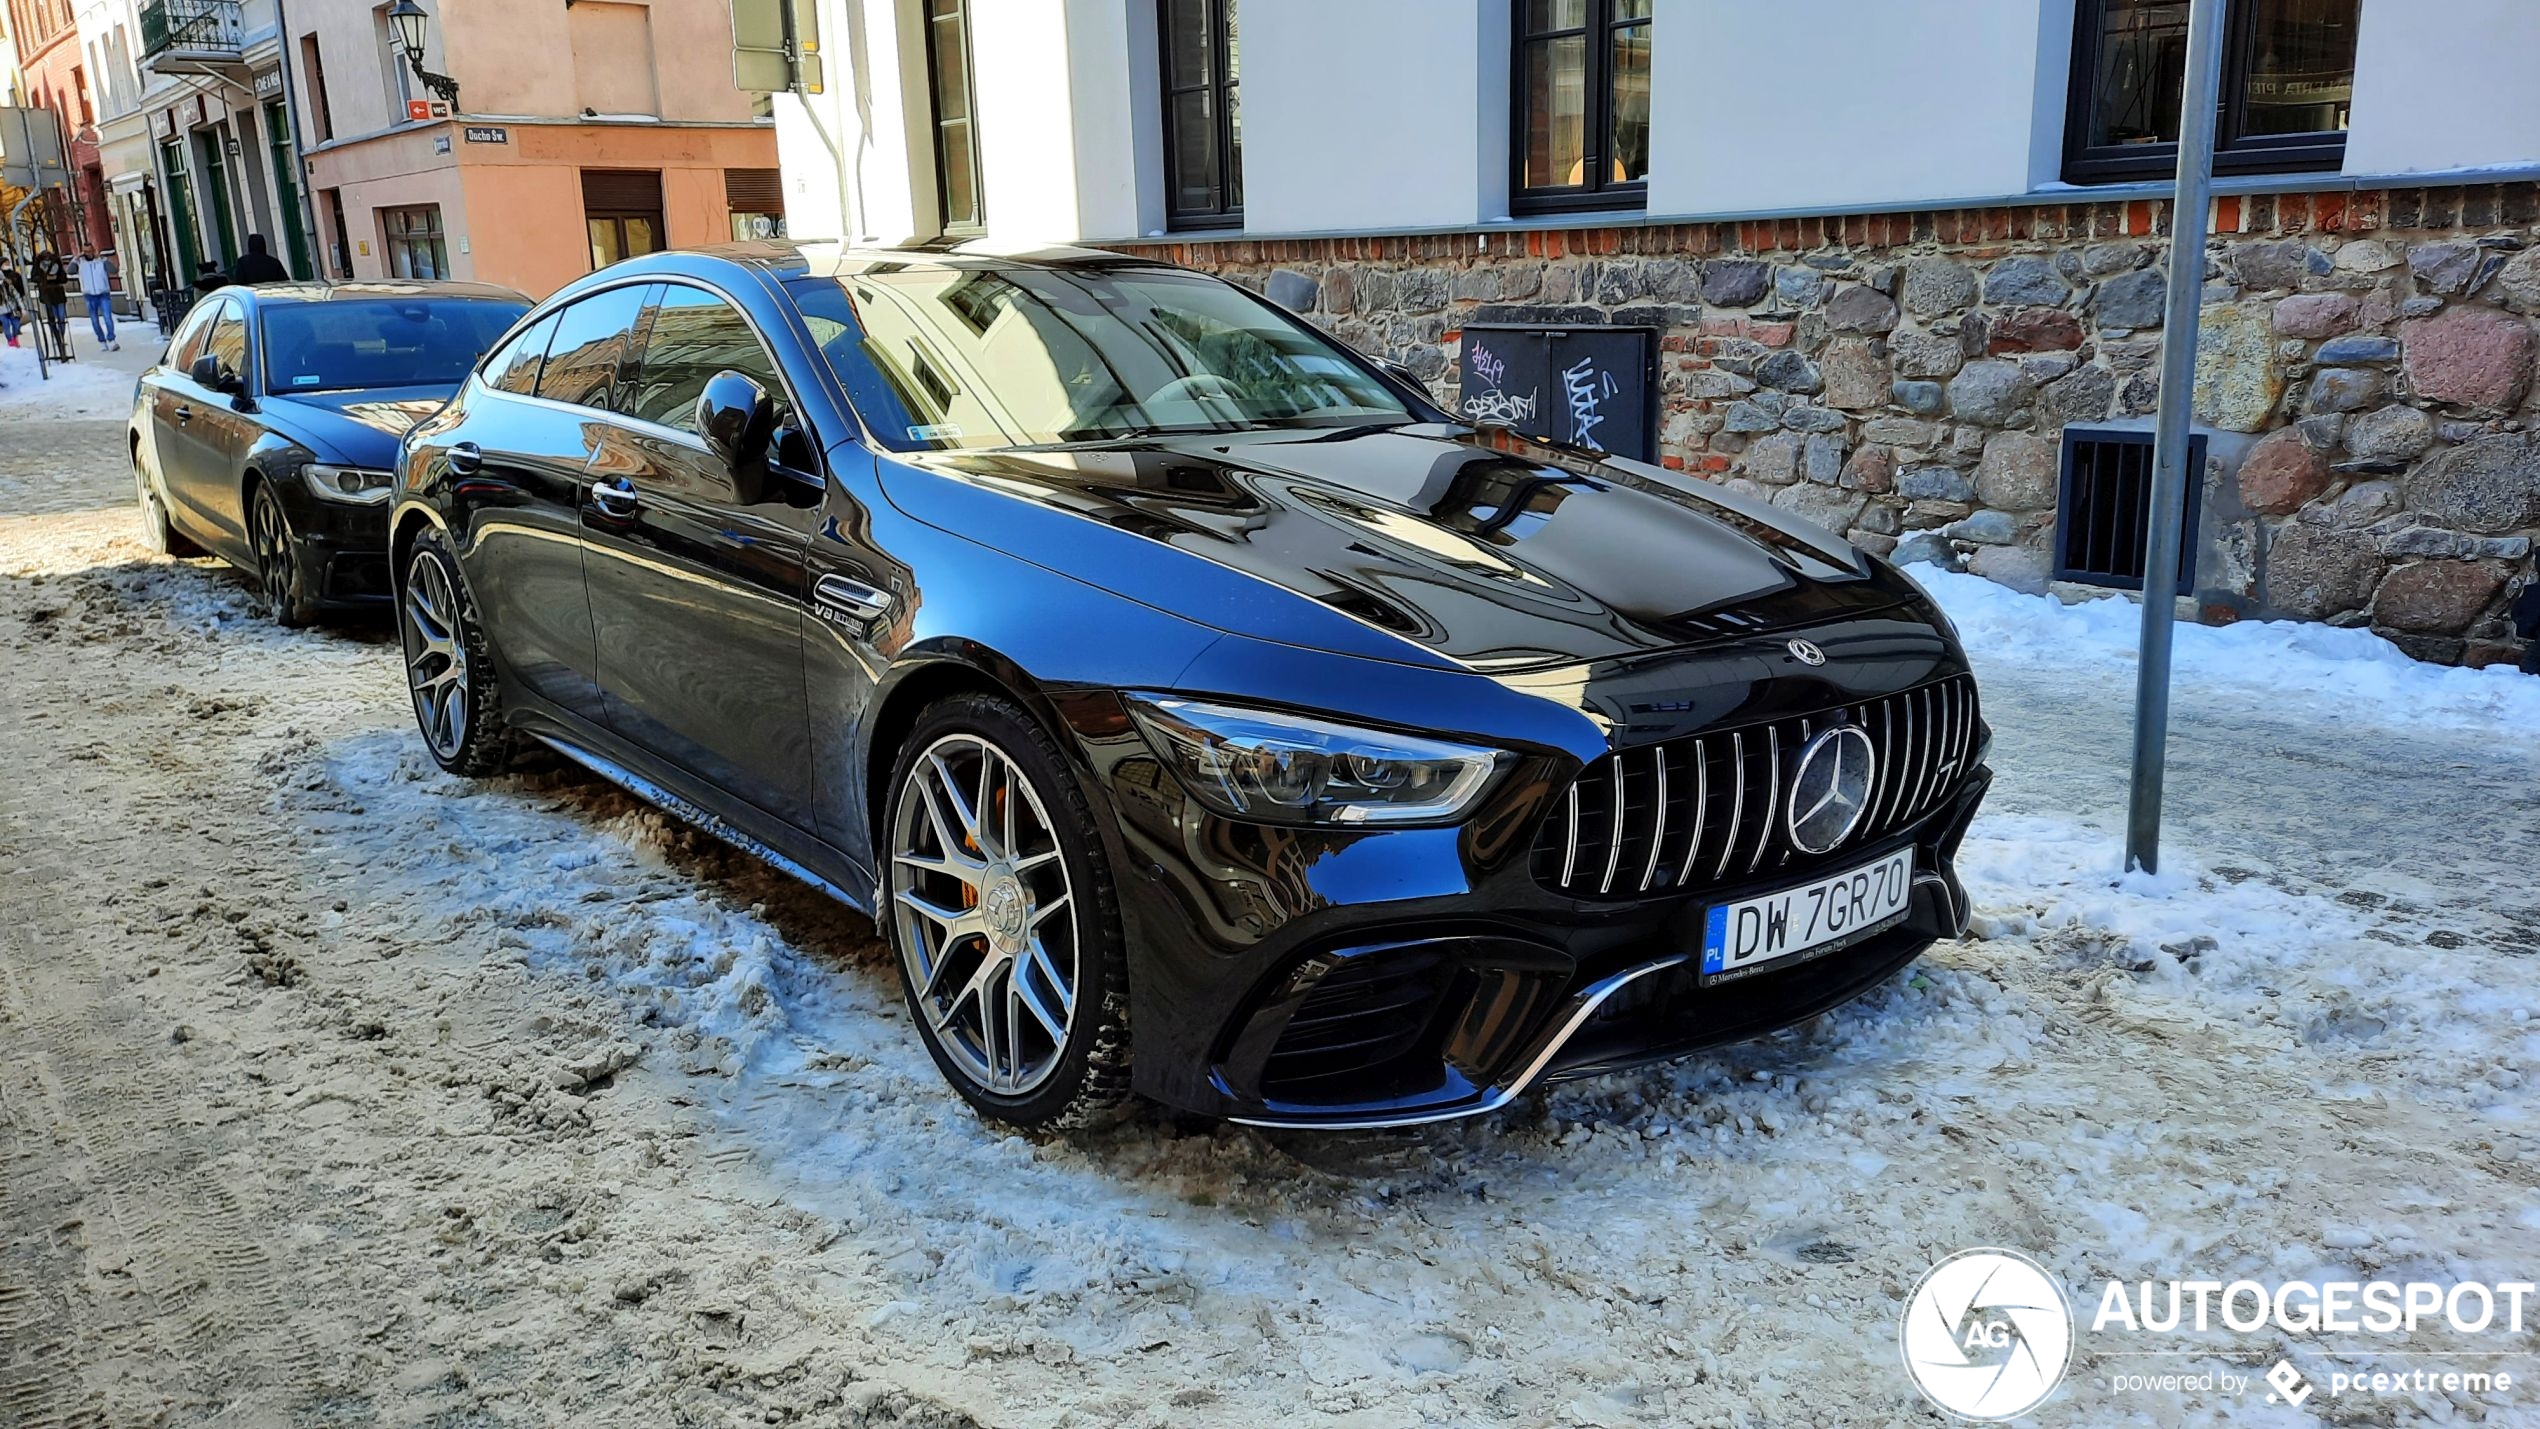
[385,0,462,112]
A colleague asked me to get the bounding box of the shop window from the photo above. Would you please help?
[1512,0,1649,216]
[925,0,985,233]
[724,167,787,242]
[2064,0,2357,184]
[583,169,665,271]
[381,205,448,279]
[1159,0,1240,231]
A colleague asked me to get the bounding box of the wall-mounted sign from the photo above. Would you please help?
[1455,324,1657,462]
[253,69,282,99]
[463,126,508,144]
[406,98,452,122]
[432,135,452,155]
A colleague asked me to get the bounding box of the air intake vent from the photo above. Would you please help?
[1532,675,1980,900]
[2055,427,2206,595]
[1259,949,1459,1101]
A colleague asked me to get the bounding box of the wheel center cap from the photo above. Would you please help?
[982,872,1029,952]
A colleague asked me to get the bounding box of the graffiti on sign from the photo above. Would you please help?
[1454,325,1655,462]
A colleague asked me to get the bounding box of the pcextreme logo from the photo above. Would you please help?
[1901,1248,2075,1420]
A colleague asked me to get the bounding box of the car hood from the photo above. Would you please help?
[258,386,454,468]
[879,423,1925,673]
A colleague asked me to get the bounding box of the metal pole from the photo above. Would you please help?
[2125,0,2232,875]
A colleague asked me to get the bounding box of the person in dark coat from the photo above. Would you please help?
[194,260,231,301]
[230,234,291,286]
[2514,574,2540,675]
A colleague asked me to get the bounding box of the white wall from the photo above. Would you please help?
[1238,0,1498,237]
[2344,0,2540,176]
[1648,0,2071,216]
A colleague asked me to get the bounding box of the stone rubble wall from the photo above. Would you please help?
[1113,184,2540,667]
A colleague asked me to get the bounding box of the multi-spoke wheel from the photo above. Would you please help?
[132,442,199,557]
[247,482,315,627]
[885,696,1130,1128]
[404,552,470,760]
[398,526,515,778]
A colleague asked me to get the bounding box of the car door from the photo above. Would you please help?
[157,295,247,548]
[447,291,641,725]
[146,299,222,536]
[580,282,819,833]
[192,297,264,547]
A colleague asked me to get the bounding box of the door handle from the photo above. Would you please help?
[591,477,639,518]
[173,404,192,424]
[447,441,481,474]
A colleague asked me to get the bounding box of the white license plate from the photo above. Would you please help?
[1701,849,1915,983]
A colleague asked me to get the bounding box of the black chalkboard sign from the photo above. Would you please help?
[1455,324,1656,462]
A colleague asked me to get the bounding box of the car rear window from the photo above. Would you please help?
[261,298,530,394]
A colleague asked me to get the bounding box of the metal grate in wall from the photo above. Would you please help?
[2054,427,2206,595]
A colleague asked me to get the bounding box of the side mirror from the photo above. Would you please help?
[695,369,779,503]
[188,353,233,391]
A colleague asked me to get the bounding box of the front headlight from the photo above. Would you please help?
[302,463,394,505]
[1125,694,1505,826]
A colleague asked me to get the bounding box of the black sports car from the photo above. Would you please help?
[393,241,1989,1130]
[130,280,529,624]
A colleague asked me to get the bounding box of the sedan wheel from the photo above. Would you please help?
[248,483,314,627]
[397,529,514,778]
[403,551,471,761]
[886,698,1130,1128]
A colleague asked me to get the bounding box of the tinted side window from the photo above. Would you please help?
[624,286,785,432]
[485,310,562,396]
[533,285,652,412]
[169,298,226,369]
[206,306,249,379]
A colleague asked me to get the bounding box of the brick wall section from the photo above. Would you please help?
[1112,183,2540,667]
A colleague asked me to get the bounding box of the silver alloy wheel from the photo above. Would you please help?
[402,551,470,759]
[890,733,1079,1096]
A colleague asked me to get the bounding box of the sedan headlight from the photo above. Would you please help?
[302,463,394,505]
[1125,694,1504,826]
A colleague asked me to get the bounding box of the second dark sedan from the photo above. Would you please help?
[130,281,528,625]
[393,242,1989,1132]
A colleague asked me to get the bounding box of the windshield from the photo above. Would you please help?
[786,265,1414,452]
[261,298,529,395]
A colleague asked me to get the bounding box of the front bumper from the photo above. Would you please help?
[1217,772,1986,1129]
[281,484,393,606]
[1062,668,1992,1126]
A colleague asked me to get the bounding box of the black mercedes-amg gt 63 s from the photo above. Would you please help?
[392,240,1989,1131]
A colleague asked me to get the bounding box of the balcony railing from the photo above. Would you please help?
[139,0,245,66]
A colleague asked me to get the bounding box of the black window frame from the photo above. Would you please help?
[1158,0,1241,232]
[2062,0,2356,186]
[924,0,986,235]
[1510,0,1650,218]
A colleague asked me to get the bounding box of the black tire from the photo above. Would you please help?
[132,441,202,557]
[246,480,318,628]
[882,693,1132,1131]
[398,525,517,778]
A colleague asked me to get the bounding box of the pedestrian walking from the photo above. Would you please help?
[0,266,25,348]
[29,250,70,351]
[193,259,231,303]
[76,248,120,351]
[231,234,290,286]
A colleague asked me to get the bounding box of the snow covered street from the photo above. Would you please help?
[3,372,2537,1426]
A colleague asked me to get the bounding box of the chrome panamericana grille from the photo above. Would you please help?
[1532,675,1980,898]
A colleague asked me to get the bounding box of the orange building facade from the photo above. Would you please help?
[287,0,780,300]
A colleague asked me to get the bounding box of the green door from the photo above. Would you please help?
[263,101,312,280]
[195,130,238,268]
[161,139,201,279]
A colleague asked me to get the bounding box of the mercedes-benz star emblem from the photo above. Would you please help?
[1785,726,1876,855]
[1787,638,1828,666]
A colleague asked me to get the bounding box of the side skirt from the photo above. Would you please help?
[530,733,874,918]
